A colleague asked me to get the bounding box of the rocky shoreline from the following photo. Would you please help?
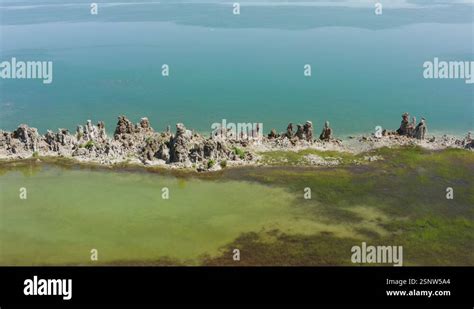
[1,115,473,171]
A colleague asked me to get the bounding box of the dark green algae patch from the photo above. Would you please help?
[0,146,473,266]
[209,147,474,266]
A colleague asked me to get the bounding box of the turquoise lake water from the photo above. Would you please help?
[0,0,473,136]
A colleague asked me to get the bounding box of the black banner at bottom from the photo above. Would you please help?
[0,267,472,307]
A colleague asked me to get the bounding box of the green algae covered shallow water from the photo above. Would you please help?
[0,163,306,265]
[0,147,473,266]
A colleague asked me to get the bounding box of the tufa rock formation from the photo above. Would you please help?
[320,121,332,141]
[0,113,471,171]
